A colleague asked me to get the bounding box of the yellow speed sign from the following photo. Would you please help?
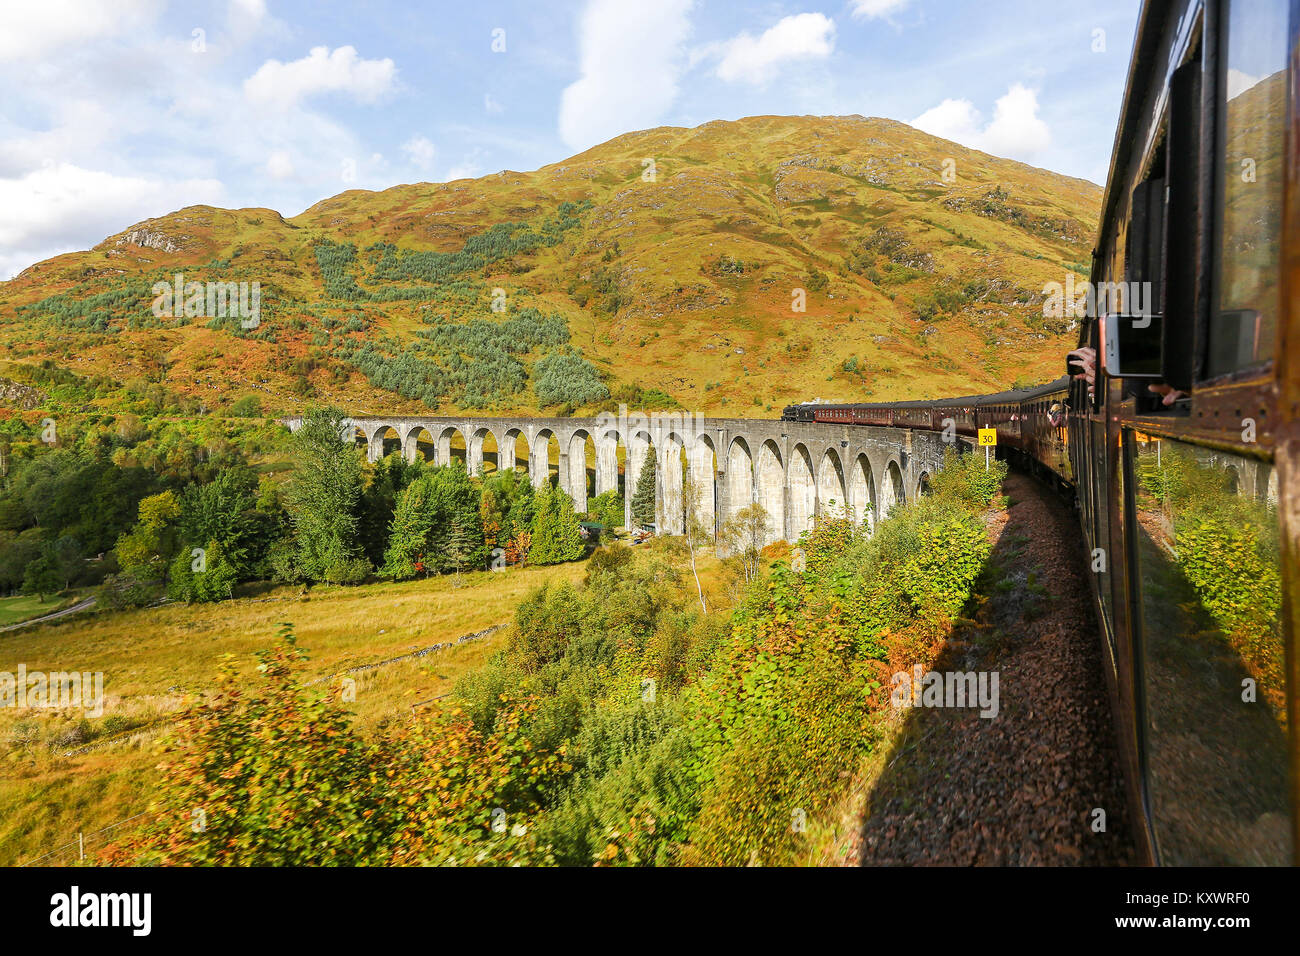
[978,428,997,447]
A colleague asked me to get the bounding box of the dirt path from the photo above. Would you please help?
[0,596,96,633]
[854,472,1138,866]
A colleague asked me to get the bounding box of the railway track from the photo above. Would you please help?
[853,472,1137,865]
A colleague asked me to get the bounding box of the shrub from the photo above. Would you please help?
[229,395,262,418]
[103,627,566,866]
[584,543,634,584]
[796,506,857,575]
[167,540,239,603]
[888,509,990,621]
[539,704,696,866]
[586,489,624,530]
[95,572,159,610]
[267,538,305,585]
[685,569,882,865]
[1176,513,1284,699]
[323,556,371,585]
[927,448,1007,510]
[510,581,587,672]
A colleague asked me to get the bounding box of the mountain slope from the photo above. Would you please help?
[0,115,1099,419]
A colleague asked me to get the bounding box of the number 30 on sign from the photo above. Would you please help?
[978,428,997,446]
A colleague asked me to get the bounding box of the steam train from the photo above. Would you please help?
[783,0,1298,867]
[781,377,1074,493]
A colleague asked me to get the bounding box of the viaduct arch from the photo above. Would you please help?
[283,411,957,548]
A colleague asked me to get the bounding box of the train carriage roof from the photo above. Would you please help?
[794,376,1070,412]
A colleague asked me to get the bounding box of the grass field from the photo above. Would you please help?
[0,559,593,866]
[0,593,81,628]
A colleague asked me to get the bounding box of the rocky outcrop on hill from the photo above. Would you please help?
[0,377,45,410]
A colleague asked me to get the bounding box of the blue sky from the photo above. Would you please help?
[0,0,1140,279]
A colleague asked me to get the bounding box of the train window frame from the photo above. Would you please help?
[1127,170,1166,317]
[1203,0,1289,383]
[1089,400,1116,656]
[1160,41,1206,392]
[1125,431,1292,864]
[1120,428,1158,853]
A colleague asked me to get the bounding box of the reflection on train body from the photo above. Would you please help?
[1129,435,1289,864]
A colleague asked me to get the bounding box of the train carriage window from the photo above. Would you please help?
[1161,50,1203,392]
[1129,434,1290,864]
[1127,172,1165,317]
[1207,0,1288,378]
[1090,413,1114,648]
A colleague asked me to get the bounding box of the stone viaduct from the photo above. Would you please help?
[281,410,960,546]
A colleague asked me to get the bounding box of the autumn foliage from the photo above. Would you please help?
[104,448,1004,867]
[102,626,567,866]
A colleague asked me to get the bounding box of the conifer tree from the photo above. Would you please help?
[630,455,657,530]
[380,461,485,579]
[446,516,479,581]
[529,486,585,564]
[381,476,433,579]
[283,407,366,581]
[423,461,485,573]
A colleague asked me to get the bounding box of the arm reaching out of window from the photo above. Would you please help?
[1069,345,1188,407]
[1147,383,1186,406]
[1068,347,1096,400]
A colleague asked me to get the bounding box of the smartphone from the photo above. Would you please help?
[1101,312,1163,378]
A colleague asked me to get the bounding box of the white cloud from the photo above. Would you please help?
[850,0,909,19]
[0,99,121,177]
[0,162,222,279]
[1,41,381,267]
[484,93,504,114]
[980,84,1051,157]
[438,145,489,182]
[558,0,694,152]
[225,0,292,45]
[847,0,909,19]
[911,83,1051,161]
[230,0,267,22]
[244,45,397,110]
[443,161,483,182]
[912,97,982,143]
[266,149,295,180]
[0,0,162,62]
[401,136,436,171]
[715,13,835,85]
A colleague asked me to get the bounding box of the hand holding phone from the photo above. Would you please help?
[1101,312,1164,378]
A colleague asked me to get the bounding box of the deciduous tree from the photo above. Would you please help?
[719,502,771,584]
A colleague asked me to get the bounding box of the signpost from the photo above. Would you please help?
[978,427,997,470]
